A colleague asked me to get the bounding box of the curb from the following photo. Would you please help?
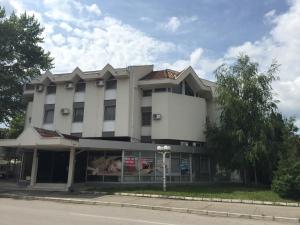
[79,191,300,208]
[1,193,299,224]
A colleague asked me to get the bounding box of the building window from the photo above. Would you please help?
[154,88,166,93]
[75,80,86,92]
[185,82,194,96]
[172,82,182,94]
[46,83,56,95]
[141,136,152,143]
[143,90,152,97]
[104,100,116,120]
[105,77,117,90]
[73,102,84,122]
[43,104,55,124]
[141,107,152,126]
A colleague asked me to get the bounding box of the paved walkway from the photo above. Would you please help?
[0,190,299,221]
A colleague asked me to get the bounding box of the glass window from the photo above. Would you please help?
[124,151,139,182]
[73,102,84,122]
[185,82,194,96]
[155,153,170,181]
[106,79,117,90]
[43,104,55,124]
[46,83,56,94]
[180,153,190,176]
[140,152,155,176]
[141,136,152,143]
[143,90,152,97]
[104,100,116,120]
[172,82,182,94]
[141,107,151,126]
[75,80,86,92]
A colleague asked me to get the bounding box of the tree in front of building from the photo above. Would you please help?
[207,55,282,184]
[272,119,300,199]
[0,6,53,125]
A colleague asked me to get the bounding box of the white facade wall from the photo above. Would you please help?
[152,92,207,142]
[24,101,33,128]
[53,84,74,133]
[82,81,105,137]
[31,89,46,128]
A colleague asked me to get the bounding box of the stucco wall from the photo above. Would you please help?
[82,81,105,137]
[53,84,74,133]
[31,89,46,128]
[24,101,33,128]
[152,92,207,142]
[115,78,130,136]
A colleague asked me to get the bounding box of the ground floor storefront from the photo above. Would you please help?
[0,127,212,190]
[18,149,211,186]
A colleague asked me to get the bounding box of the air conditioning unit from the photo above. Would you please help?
[36,84,44,92]
[61,108,70,115]
[153,113,161,120]
[96,80,104,87]
[65,82,74,89]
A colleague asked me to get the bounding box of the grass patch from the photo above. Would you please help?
[87,184,298,202]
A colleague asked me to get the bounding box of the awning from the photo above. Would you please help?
[0,126,79,150]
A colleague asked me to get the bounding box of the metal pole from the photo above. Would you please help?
[162,152,166,192]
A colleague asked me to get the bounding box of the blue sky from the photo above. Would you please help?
[1,0,300,128]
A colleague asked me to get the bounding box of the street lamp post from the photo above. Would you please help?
[157,145,171,192]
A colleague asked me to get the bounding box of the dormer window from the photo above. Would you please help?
[75,79,86,92]
[46,82,56,95]
[105,77,117,90]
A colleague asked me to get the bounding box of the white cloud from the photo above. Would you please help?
[59,22,73,32]
[51,33,66,46]
[166,0,300,125]
[85,3,101,16]
[161,17,181,32]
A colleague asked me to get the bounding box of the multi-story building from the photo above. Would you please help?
[0,64,219,190]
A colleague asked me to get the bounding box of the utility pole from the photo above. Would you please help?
[157,145,171,192]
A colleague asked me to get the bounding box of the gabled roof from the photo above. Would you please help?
[141,69,180,80]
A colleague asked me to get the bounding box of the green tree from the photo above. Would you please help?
[0,6,53,124]
[272,119,300,199]
[207,55,279,184]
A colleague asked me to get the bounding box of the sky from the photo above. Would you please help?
[1,0,300,128]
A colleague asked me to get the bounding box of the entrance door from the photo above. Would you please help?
[37,151,69,183]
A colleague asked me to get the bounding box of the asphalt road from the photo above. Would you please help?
[0,198,288,225]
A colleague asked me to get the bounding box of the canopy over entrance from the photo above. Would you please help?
[0,126,79,149]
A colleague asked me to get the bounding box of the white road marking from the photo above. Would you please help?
[70,212,181,225]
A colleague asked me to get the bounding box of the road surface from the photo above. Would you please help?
[0,198,287,225]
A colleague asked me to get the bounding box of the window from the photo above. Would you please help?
[141,107,152,126]
[185,82,194,96]
[154,88,166,93]
[46,83,56,94]
[75,80,86,92]
[141,136,152,143]
[43,104,55,124]
[143,90,152,97]
[172,82,182,94]
[73,102,84,122]
[105,78,117,90]
[104,100,116,120]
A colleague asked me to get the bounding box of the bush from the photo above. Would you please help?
[272,159,300,199]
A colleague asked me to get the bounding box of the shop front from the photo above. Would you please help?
[75,139,212,184]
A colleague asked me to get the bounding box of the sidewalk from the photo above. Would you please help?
[0,190,299,223]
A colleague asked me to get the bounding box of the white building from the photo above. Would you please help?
[0,64,219,190]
